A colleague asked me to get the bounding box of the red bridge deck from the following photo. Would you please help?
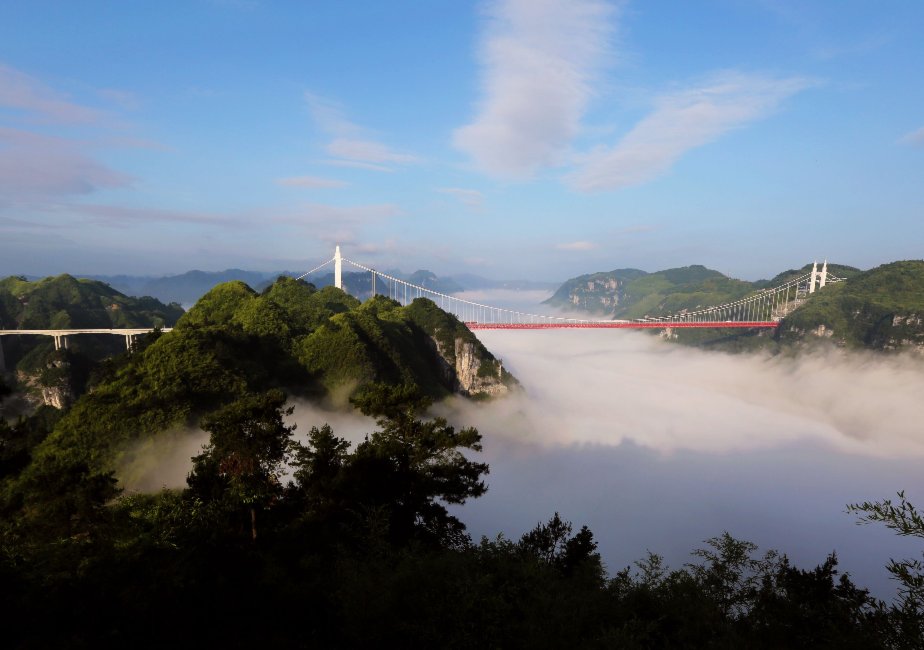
[466,321,780,330]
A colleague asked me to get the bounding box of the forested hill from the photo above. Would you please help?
[780,260,924,350]
[544,265,756,319]
[0,274,183,330]
[3,277,515,481]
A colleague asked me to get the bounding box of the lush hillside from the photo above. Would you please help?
[8,277,515,483]
[664,261,924,353]
[779,260,924,350]
[0,275,184,399]
[544,265,754,319]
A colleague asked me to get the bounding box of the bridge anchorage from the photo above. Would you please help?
[297,249,842,331]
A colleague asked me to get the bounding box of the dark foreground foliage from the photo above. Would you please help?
[0,386,920,648]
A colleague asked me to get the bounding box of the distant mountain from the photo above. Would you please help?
[544,265,754,319]
[405,270,465,294]
[140,269,277,305]
[79,274,156,297]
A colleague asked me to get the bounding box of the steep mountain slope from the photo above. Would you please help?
[15,277,516,484]
[0,276,185,405]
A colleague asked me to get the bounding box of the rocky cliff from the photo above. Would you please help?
[429,334,512,398]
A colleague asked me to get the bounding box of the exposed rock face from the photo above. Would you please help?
[429,335,511,398]
[566,277,623,312]
[453,338,509,398]
[16,358,74,410]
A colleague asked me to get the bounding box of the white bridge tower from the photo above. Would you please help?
[808,260,828,294]
[334,245,342,290]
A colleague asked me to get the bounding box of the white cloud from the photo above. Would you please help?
[436,187,485,208]
[567,72,812,192]
[265,203,401,246]
[555,240,597,251]
[453,0,616,179]
[304,92,360,136]
[900,126,924,147]
[275,175,347,189]
[304,92,418,171]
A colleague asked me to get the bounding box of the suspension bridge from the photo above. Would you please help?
[0,247,840,373]
[298,246,842,331]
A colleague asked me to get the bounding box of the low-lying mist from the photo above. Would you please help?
[438,329,924,600]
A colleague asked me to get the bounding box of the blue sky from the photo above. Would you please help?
[0,0,922,281]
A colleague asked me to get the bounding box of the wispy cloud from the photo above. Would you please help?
[436,187,485,208]
[274,202,401,227]
[69,203,236,226]
[322,159,395,173]
[305,92,418,171]
[275,175,347,189]
[326,138,418,164]
[0,128,132,200]
[0,63,105,124]
[555,240,598,251]
[899,126,924,148]
[453,0,616,179]
[567,72,812,192]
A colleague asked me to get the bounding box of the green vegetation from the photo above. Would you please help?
[0,277,513,501]
[0,273,183,332]
[0,274,184,390]
[680,261,924,353]
[781,261,924,350]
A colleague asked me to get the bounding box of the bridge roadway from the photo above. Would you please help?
[0,328,173,351]
[465,321,780,330]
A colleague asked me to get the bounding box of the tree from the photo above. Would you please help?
[849,491,924,644]
[343,383,489,547]
[188,389,295,541]
[518,512,604,579]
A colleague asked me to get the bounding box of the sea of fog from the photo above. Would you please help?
[133,288,924,601]
[443,327,924,601]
